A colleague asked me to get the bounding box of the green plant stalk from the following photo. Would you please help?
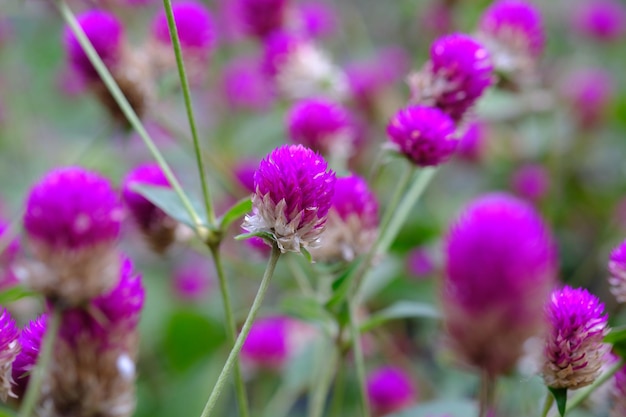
[478,371,495,417]
[199,244,282,417]
[378,163,414,234]
[541,392,554,417]
[329,360,345,417]
[56,0,205,234]
[286,255,314,297]
[308,346,338,417]
[209,246,250,417]
[349,299,371,417]
[18,307,62,417]
[161,0,216,227]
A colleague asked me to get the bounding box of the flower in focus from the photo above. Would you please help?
[0,308,19,401]
[12,314,47,399]
[570,0,626,42]
[366,366,417,417]
[511,163,549,202]
[443,193,557,375]
[387,105,458,167]
[561,67,614,129]
[608,239,626,303]
[543,286,610,390]
[242,144,335,253]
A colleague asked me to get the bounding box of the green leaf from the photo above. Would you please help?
[549,386,567,417]
[605,326,626,359]
[131,184,207,229]
[280,296,335,332]
[234,231,275,241]
[360,301,440,332]
[218,197,251,232]
[0,285,36,305]
[300,247,313,263]
[387,399,477,417]
[324,261,359,311]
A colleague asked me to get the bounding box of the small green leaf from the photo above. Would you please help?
[360,301,440,332]
[131,184,207,229]
[549,386,567,417]
[234,231,275,241]
[604,325,626,344]
[324,261,359,311]
[218,197,252,232]
[0,285,36,305]
[300,247,313,263]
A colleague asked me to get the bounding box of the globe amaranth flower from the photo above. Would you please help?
[511,163,549,202]
[287,98,357,158]
[608,239,626,303]
[477,0,544,75]
[238,0,290,39]
[241,316,290,370]
[171,259,212,302]
[386,105,458,167]
[543,286,610,390]
[571,0,626,42]
[408,33,493,121]
[366,366,417,417]
[611,364,626,417]
[122,163,177,254]
[23,166,124,305]
[561,68,614,129]
[242,144,335,253]
[406,247,435,279]
[0,308,19,401]
[443,193,557,376]
[12,314,47,399]
[295,2,337,39]
[63,10,125,81]
[222,56,275,111]
[309,174,378,262]
[456,120,487,163]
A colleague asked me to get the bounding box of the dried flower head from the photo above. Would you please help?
[152,1,215,58]
[443,193,557,375]
[23,166,123,305]
[238,0,290,39]
[608,239,626,303]
[571,0,626,42]
[543,286,610,390]
[242,144,335,253]
[12,314,47,399]
[0,308,19,401]
[387,105,458,167]
[366,366,417,417]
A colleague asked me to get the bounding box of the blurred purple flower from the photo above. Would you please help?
[232,158,259,194]
[456,120,487,163]
[561,67,614,128]
[571,0,626,42]
[241,316,290,369]
[511,163,549,202]
[12,314,47,398]
[608,239,626,303]
[296,2,337,39]
[122,162,171,232]
[367,366,417,417]
[172,262,212,301]
[238,0,290,39]
[222,56,275,111]
[406,247,435,278]
[0,308,19,401]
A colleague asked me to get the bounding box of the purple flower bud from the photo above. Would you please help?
[543,286,610,389]
[456,120,487,163]
[287,98,356,157]
[12,314,47,398]
[608,240,626,303]
[561,68,614,128]
[238,0,290,39]
[0,308,19,401]
[366,366,416,416]
[222,56,275,111]
[511,163,549,202]
[242,144,335,253]
[63,10,124,81]
[426,33,493,120]
[444,193,557,375]
[24,167,123,251]
[152,1,215,58]
[571,0,626,42]
[387,105,458,167]
[241,316,290,369]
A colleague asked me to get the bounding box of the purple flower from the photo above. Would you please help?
[366,366,416,416]
[611,364,626,417]
[406,247,435,278]
[571,0,626,42]
[387,105,458,167]
[12,314,47,398]
[241,316,290,369]
[0,308,19,401]
[24,167,123,251]
[232,158,259,194]
[561,68,614,128]
[0,220,20,265]
[242,144,335,253]
[222,56,275,111]
[608,239,626,303]
[543,286,610,389]
[443,193,557,375]
[456,120,487,163]
[152,1,215,58]
[122,163,171,231]
[511,164,549,202]
[296,2,337,39]
[63,10,124,81]
[172,261,212,301]
[287,98,356,157]
[261,31,300,78]
[238,0,289,39]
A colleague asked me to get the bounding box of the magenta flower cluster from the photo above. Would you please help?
[152,1,215,55]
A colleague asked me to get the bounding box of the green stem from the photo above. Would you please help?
[478,371,495,417]
[199,244,282,417]
[55,0,205,234]
[161,0,216,227]
[350,299,370,417]
[541,392,554,417]
[286,255,314,297]
[209,246,250,417]
[328,360,345,417]
[18,307,62,417]
[378,164,414,234]
[308,346,338,417]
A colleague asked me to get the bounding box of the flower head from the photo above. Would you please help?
[406,247,435,278]
[63,10,125,81]
[387,105,458,167]
[571,0,626,42]
[561,68,614,128]
[543,286,610,389]
[238,0,290,39]
[242,144,335,253]
[611,364,626,417]
[443,193,557,375]
[296,2,337,39]
[366,366,416,416]
[608,239,626,303]
[242,316,290,370]
[12,314,47,398]
[152,1,215,58]
[0,308,19,401]
[222,56,275,111]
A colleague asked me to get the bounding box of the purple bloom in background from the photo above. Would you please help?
[238,0,290,39]
[12,314,47,398]
[241,316,290,370]
[172,261,212,301]
[287,98,356,157]
[444,193,557,375]
[406,247,435,278]
[0,220,20,265]
[418,1,453,38]
[456,120,487,163]
[571,0,626,42]
[561,68,614,128]
[511,164,549,202]
[242,144,335,253]
[366,366,417,417]
[387,105,458,167]
[232,158,259,194]
[543,286,609,389]
[608,240,626,303]
[261,31,300,78]
[611,364,626,417]
[296,2,337,39]
[222,56,275,111]
[0,308,19,401]
[63,10,125,81]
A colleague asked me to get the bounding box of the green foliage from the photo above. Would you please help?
[359,301,440,332]
[549,387,568,417]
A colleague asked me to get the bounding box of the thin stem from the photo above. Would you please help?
[328,360,345,417]
[378,164,414,234]
[209,246,250,417]
[308,346,338,417]
[18,307,62,417]
[55,0,205,234]
[161,0,216,227]
[286,255,314,297]
[541,392,554,417]
[350,299,370,417]
[478,371,495,417]
[199,244,282,417]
